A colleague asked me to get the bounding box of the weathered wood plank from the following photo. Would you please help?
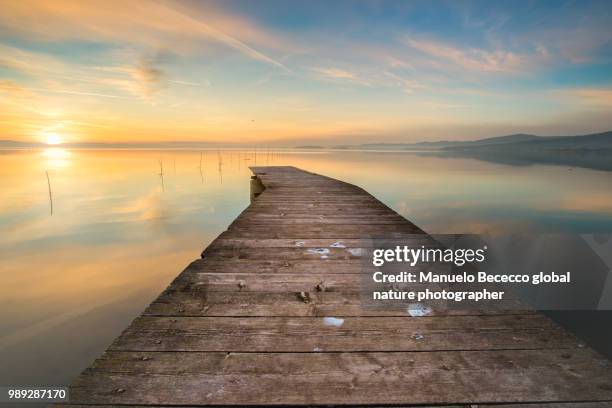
[152,279,525,318]
[108,315,578,352]
[174,271,367,291]
[187,258,365,274]
[145,290,531,317]
[69,349,612,406]
[212,237,375,248]
[201,246,371,261]
[225,225,424,238]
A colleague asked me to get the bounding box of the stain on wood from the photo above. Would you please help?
[64,166,612,406]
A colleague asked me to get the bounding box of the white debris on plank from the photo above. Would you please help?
[407,303,432,317]
[347,248,362,256]
[323,317,344,327]
[294,241,306,247]
[329,241,345,248]
[307,248,330,256]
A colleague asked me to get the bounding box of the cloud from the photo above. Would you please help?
[0,49,132,100]
[520,17,612,65]
[566,88,612,108]
[0,0,289,71]
[115,53,168,99]
[311,67,371,86]
[31,88,129,99]
[0,44,133,96]
[169,79,207,87]
[405,37,526,73]
[579,89,612,107]
[0,80,32,97]
[383,71,418,93]
[89,51,177,100]
[0,44,71,77]
[134,55,165,89]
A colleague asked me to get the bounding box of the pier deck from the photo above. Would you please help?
[67,166,612,407]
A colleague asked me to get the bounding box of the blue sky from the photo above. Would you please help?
[0,0,611,145]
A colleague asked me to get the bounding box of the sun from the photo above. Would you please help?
[45,133,63,145]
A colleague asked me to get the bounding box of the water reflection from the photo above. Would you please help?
[41,148,71,169]
[424,147,612,172]
[1,148,612,386]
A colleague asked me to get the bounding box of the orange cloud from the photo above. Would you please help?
[0,80,32,97]
[571,88,612,108]
[0,0,289,70]
[311,67,371,86]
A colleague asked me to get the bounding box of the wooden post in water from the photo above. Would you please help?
[45,170,53,216]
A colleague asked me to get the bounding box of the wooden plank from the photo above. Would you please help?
[211,237,377,248]
[145,290,531,317]
[69,349,612,406]
[225,225,424,238]
[187,258,365,274]
[201,246,371,261]
[174,271,367,291]
[108,315,577,352]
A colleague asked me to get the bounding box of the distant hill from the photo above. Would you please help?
[293,131,612,151]
[0,140,42,148]
[295,133,546,150]
[428,131,612,172]
[443,131,612,151]
[442,133,542,147]
[395,133,542,149]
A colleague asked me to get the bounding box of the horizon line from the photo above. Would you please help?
[1,129,612,148]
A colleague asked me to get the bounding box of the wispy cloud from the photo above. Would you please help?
[31,88,130,99]
[383,71,419,94]
[311,67,371,86]
[96,53,170,100]
[566,88,612,108]
[132,55,166,96]
[0,80,32,97]
[405,37,527,73]
[170,79,207,87]
[0,0,289,70]
[0,44,73,77]
[0,47,153,101]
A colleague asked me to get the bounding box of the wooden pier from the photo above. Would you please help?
[67,166,612,407]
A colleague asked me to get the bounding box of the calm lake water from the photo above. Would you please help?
[1,148,612,386]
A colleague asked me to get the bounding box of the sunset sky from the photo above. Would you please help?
[1,0,611,146]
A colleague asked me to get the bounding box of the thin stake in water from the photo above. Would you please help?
[45,170,53,216]
[218,150,223,184]
[158,158,165,192]
[198,151,204,184]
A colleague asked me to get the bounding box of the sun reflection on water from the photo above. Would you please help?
[41,147,71,168]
